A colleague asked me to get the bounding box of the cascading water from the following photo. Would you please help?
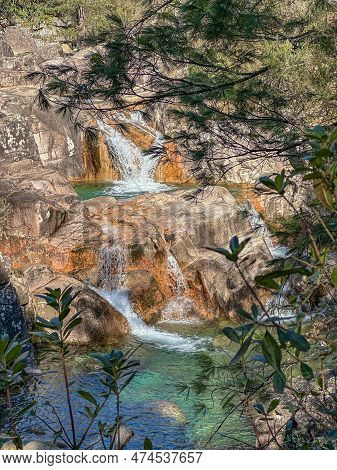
[247,204,289,258]
[95,243,207,351]
[161,252,198,324]
[168,252,186,294]
[96,288,205,352]
[246,204,295,320]
[97,114,170,197]
[99,243,129,290]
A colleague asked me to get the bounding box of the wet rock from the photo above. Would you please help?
[89,186,271,322]
[0,260,34,362]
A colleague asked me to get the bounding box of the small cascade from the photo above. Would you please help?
[246,205,289,258]
[99,243,129,290]
[163,252,201,323]
[97,114,170,196]
[96,288,206,352]
[167,252,186,294]
[96,240,207,351]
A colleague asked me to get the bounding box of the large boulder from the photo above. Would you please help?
[0,87,83,179]
[24,266,129,343]
[0,26,62,87]
[85,186,271,322]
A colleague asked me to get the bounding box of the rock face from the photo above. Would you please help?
[0,159,129,343]
[86,186,271,322]
[0,26,61,88]
[0,257,34,362]
[0,87,84,180]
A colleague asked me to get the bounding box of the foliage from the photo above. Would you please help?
[29,286,140,449]
[189,127,337,449]
[31,0,337,182]
[0,0,144,38]
[0,334,34,449]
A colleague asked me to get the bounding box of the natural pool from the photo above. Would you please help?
[5,323,254,450]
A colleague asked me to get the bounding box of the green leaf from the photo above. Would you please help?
[259,176,277,192]
[17,400,37,418]
[0,335,9,355]
[253,403,265,414]
[267,399,280,413]
[5,344,22,363]
[277,328,289,348]
[235,307,253,321]
[229,236,239,253]
[222,327,240,343]
[229,331,254,366]
[144,437,153,450]
[255,277,280,290]
[273,370,286,393]
[300,362,314,381]
[205,246,238,262]
[331,267,337,287]
[262,331,282,371]
[286,329,310,352]
[78,390,98,407]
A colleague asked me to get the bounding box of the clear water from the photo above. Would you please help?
[74,180,181,200]
[4,324,254,450]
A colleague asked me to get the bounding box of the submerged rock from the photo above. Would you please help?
[149,401,187,424]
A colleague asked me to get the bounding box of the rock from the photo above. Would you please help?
[0,87,83,179]
[29,270,129,343]
[0,260,34,362]
[126,270,165,323]
[61,43,73,54]
[3,191,66,239]
[155,141,194,184]
[89,186,271,322]
[23,441,67,450]
[84,196,117,219]
[3,27,37,56]
[74,287,129,342]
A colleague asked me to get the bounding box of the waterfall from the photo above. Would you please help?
[246,204,289,258]
[99,243,129,290]
[96,242,207,351]
[167,252,186,294]
[246,205,295,320]
[96,287,206,352]
[97,114,170,196]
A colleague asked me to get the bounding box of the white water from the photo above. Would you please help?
[95,287,207,352]
[99,243,129,290]
[97,114,170,196]
[246,204,296,320]
[96,241,206,351]
[247,204,289,258]
[167,252,186,294]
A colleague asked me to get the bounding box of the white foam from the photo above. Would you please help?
[94,287,207,352]
[97,115,170,196]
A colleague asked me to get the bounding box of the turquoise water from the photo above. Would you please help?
[6,324,254,450]
[1,181,256,449]
[74,181,184,200]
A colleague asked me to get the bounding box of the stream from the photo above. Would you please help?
[2,114,257,449]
